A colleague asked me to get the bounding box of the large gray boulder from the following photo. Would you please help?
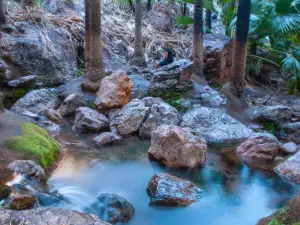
[252,105,293,123]
[2,22,78,86]
[8,160,45,181]
[147,173,202,206]
[139,97,181,138]
[108,99,148,136]
[11,89,58,115]
[275,151,300,184]
[236,134,281,165]
[181,107,253,145]
[148,125,207,168]
[73,107,108,132]
[0,207,110,225]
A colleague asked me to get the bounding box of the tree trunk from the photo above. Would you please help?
[84,0,91,72]
[206,9,212,33]
[0,0,6,25]
[82,0,105,92]
[230,0,251,97]
[193,0,204,80]
[250,40,257,55]
[131,0,146,67]
[183,3,187,16]
[147,0,151,11]
[128,0,135,14]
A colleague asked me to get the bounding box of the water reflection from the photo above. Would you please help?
[48,135,299,225]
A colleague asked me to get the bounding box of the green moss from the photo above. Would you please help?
[262,122,280,135]
[268,206,300,225]
[5,123,59,168]
[7,88,31,99]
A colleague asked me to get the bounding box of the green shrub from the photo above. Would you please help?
[5,123,59,168]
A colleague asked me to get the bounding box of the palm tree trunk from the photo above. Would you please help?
[193,0,204,80]
[147,0,151,11]
[128,0,135,14]
[230,0,251,97]
[82,0,105,92]
[84,0,91,72]
[0,0,5,26]
[132,0,146,67]
[250,40,257,55]
[206,9,212,33]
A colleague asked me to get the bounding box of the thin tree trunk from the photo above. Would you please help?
[82,0,104,92]
[250,40,257,55]
[0,0,5,25]
[84,0,91,72]
[193,0,204,80]
[147,0,151,11]
[206,9,212,33]
[230,0,251,97]
[183,3,187,16]
[128,0,135,14]
[132,0,146,67]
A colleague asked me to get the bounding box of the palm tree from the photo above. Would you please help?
[193,0,204,79]
[206,9,212,33]
[229,0,251,97]
[84,0,91,71]
[0,0,5,26]
[131,0,146,67]
[82,0,105,92]
[147,0,152,11]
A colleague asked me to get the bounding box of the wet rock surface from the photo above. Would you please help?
[88,193,135,224]
[58,93,86,117]
[139,97,181,138]
[44,108,63,123]
[147,173,202,206]
[0,207,110,225]
[3,193,36,210]
[252,105,292,123]
[73,107,108,132]
[38,121,60,137]
[108,99,148,136]
[95,71,133,110]
[129,74,150,99]
[148,125,207,168]
[275,151,300,184]
[236,134,281,165]
[181,106,253,145]
[94,132,122,146]
[11,89,59,115]
[8,160,45,181]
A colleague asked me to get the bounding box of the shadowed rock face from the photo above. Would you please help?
[147,173,202,207]
[0,207,111,225]
[275,151,300,184]
[3,193,36,210]
[148,125,207,168]
[88,193,135,224]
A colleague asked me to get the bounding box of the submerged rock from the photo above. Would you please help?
[0,207,110,225]
[148,125,207,168]
[252,105,292,123]
[139,97,181,138]
[3,193,36,210]
[236,134,281,165]
[8,160,45,181]
[95,71,133,110]
[181,106,253,145]
[73,107,108,132]
[11,89,58,115]
[280,142,298,154]
[275,151,300,184]
[147,173,202,206]
[94,132,122,146]
[89,193,135,224]
[58,93,86,117]
[7,75,37,88]
[108,99,148,136]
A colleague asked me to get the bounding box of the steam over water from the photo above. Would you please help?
[47,133,298,225]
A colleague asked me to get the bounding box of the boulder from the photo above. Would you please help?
[94,71,133,110]
[252,105,292,123]
[88,193,135,224]
[196,84,227,107]
[147,173,202,206]
[108,99,148,136]
[280,122,300,144]
[0,207,110,225]
[8,160,45,181]
[129,74,150,99]
[73,107,108,132]
[2,22,77,86]
[44,108,63,123]
[236,134,281,165]
[11,89,58,115]
[94,132,122,146]
[3,193,36,210]
[38,121,60,137]
[147,3,174,32]
[7,75,37,88]
[280,142,298,154]
[149,125,207,168]
[181,106,253,145]
[58,93,86,117]
[275,151,300,184]
[139,97,181,138]
[44,0,75,14]
[0,59,13,86]
[202,34,233,84]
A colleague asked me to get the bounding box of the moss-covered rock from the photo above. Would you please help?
[5,123,59,168]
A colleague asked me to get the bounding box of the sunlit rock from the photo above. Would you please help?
[147,173,202,206]
[148,125,207,168]
[275,151,300,184]
[280,142,298,154]
[8,160,45,181]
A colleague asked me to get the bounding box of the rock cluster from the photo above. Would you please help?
[8,160,46,181]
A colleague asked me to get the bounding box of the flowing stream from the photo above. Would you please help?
[44,127,299,225]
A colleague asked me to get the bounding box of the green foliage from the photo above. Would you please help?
[7,88,31,99]
[76,68,84,77]
[262,122,280,134]
[177,15,194,25]
[5,123,59,168]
